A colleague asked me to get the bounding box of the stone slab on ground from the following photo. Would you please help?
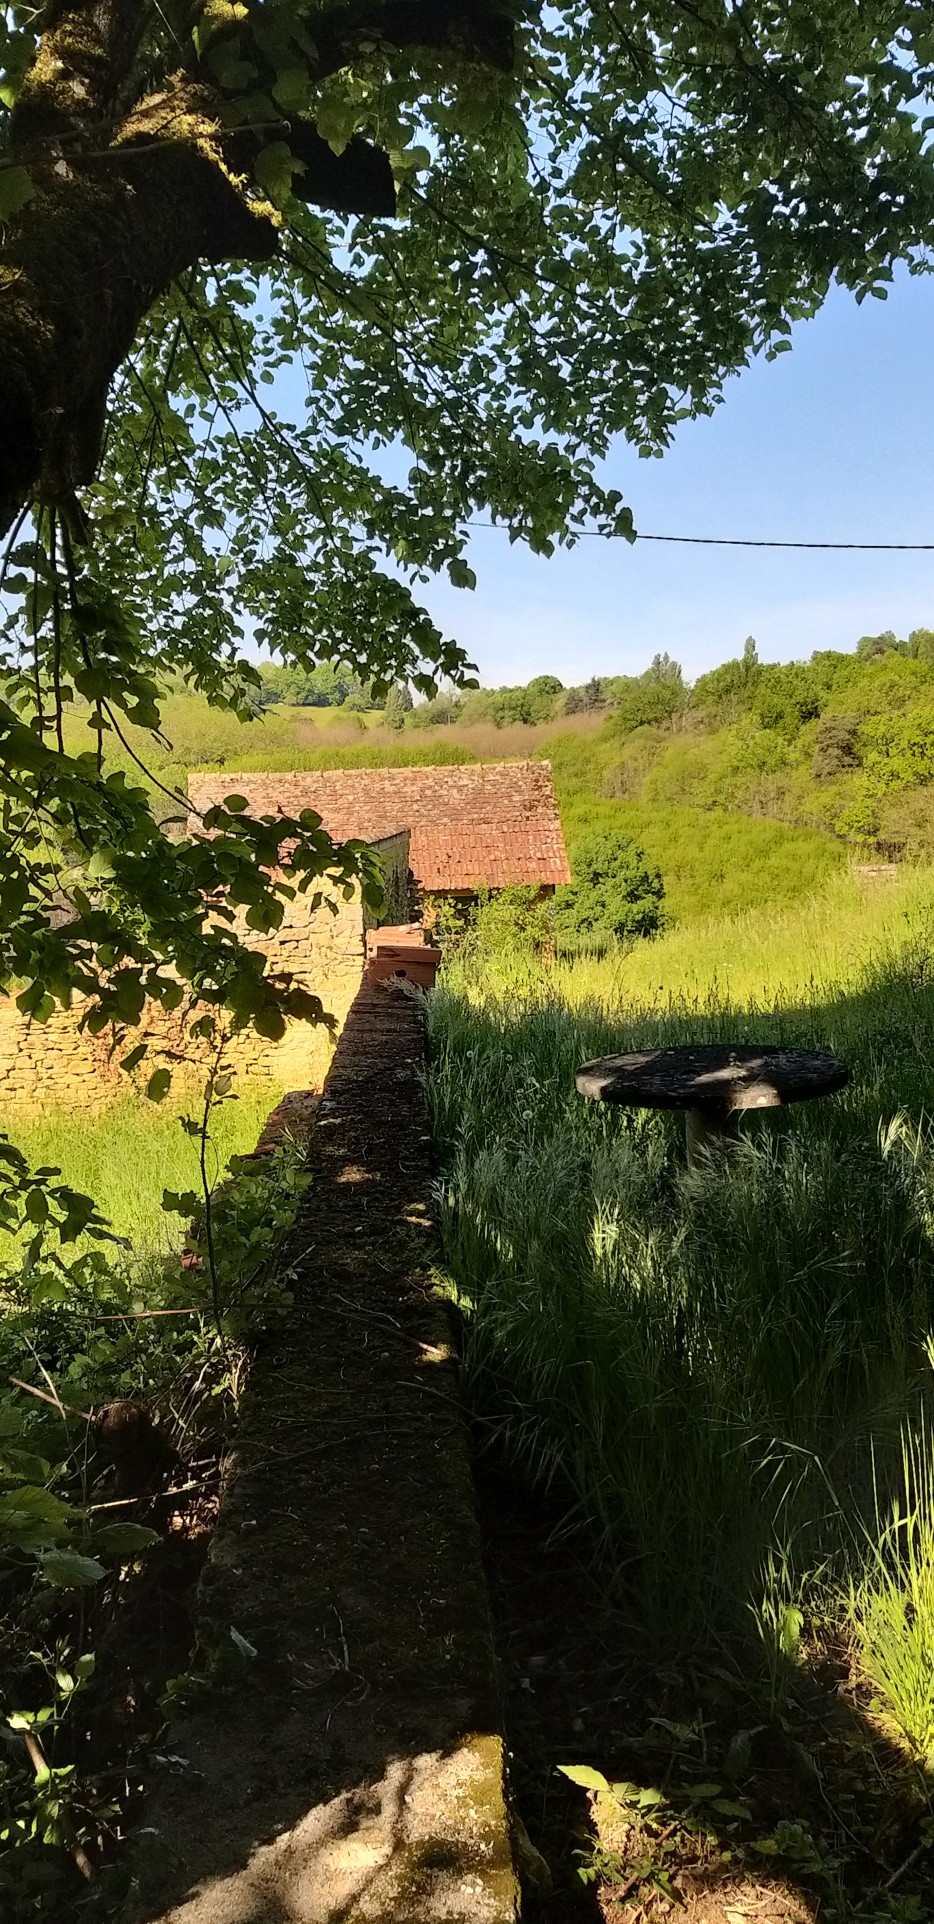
[122,979,518,1924]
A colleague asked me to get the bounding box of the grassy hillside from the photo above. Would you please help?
[66,685,853,924]
[61,626,934,923]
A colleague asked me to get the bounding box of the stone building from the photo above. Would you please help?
[0,763,569,1106]
[187,760,571,904]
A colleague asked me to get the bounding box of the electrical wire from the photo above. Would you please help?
[468,522,934,551]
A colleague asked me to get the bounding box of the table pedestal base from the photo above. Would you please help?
[685,1105,740,1166]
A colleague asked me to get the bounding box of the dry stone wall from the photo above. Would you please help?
[0,832,410,1110]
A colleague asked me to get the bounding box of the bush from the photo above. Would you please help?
[554,830,666,949]
[753,662,823,738]
[409,693,463,728]
[859,705,934,792]
[257,661,370,708]
[383,683,413,731]
[812,713,862,779]
[607,678,686,736]
[469,886,553,953]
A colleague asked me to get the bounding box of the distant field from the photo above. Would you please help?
[66,689,851,925]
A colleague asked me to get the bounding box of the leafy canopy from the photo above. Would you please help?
[0,0,933,1050]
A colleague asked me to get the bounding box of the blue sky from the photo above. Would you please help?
[415,265,934,688]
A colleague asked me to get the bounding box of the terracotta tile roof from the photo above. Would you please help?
[188,762,571,892]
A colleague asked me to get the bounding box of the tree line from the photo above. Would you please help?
[354,632,934,742]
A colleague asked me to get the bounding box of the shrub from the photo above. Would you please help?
[859,705,934,792]
[256,661,371,708]
[383,683,413,731]
[607,678,686,736]
[409,693,463,728]
[479,886,554,951]
[753,662,823,738]
[812,713,862,779]
[554,830,666,949]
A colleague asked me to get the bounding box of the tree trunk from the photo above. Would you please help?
[0,88,278,540]
[0,0,514,541]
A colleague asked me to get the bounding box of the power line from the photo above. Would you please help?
[468,521,934,551]
[636,534,934,551]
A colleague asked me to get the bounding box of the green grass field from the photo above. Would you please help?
[428,867,934,1751]
[0,1082,282,1248]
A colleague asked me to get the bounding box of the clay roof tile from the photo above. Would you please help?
[188,761,571,891]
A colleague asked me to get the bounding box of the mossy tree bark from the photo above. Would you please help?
[0,0,512,539]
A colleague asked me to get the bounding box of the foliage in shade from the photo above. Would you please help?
[1,2,934,1066]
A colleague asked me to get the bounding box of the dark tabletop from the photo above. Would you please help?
[575,1044,848,1114]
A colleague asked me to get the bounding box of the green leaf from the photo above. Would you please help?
[253,142,304,208]
[162,1188,200,1216]
[40,1549,106,1588]
[556,1764,611,1794]
[778,1604,803,1661]
[271,67,310,115]
[24,1188,48,1224]
[0,1484,73,1553]
[215,55,259,91]
[92,1522,160,1559]
[723,1729,756,1780]
[146,1068,172,1103]
[0,1445,50,1482]
[0,165,35,221]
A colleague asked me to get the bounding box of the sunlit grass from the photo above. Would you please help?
[444,867,934,1017]
[850,1411,934,1768]
[0,1083,283,1249]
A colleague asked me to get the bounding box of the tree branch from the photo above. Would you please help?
[0,0,516,536]
[0,82,279,536]
[282,125,396,216]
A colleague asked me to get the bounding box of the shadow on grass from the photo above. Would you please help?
[429,956,934,1918]
[477,1434,934,1924]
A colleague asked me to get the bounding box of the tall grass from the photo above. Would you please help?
[427,873,934,1657]
[445,866,934,1018]
[850,1411,934,1765]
